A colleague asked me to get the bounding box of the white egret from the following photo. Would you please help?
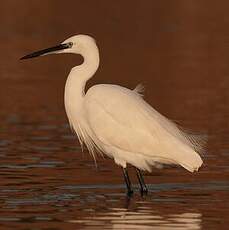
[21,34,204,195]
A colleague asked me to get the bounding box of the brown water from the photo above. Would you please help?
[1,1,229,229]
[1,100,229,230]
[1,95,229,230]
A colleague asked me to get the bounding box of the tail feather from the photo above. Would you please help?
[158,118,206,172]
[178,127,207,155]
[173,144,203,172]
[179,152,203,172]
[174,129,205,172]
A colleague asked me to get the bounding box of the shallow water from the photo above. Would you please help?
[0,79,229,230]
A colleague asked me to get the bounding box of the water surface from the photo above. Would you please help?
[0,81,229,230]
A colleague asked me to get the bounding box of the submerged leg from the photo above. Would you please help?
[135,168,148,195]
[122,167,133,196]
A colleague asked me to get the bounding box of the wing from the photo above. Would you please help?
[85,85,179,156]
[84,84,204,172]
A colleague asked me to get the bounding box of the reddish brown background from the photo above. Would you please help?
[0,1,229,229]
[1,0,229,128]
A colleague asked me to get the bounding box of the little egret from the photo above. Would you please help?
[21,34,204,196]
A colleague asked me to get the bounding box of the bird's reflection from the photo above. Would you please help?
[68,207,202,229]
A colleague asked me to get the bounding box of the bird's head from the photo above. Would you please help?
[20,34,97,60]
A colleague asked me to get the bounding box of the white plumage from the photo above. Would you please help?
[21,34,204,178]
[62,35,203,173]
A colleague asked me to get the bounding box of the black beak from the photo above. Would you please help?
[20,42,73,60]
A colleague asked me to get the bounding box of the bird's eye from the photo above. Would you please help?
[69,42,73,47]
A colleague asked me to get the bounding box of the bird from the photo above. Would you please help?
[21,34,204,196]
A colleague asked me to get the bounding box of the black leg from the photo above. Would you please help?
[135,168,148,195]
[122,167,133,196]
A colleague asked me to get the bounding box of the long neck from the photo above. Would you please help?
[64,44,99,112]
